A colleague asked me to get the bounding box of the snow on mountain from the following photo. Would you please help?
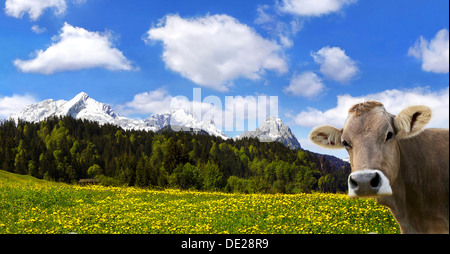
[8,92,228,139]
[9,92,143,130]
[144,107,228,139]
[9,98,65,123]
[8,92,303,148]
[235,116,301,150]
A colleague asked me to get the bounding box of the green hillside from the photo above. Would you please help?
[0,169,61,186]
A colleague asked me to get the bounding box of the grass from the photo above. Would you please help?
[0,170,400,234]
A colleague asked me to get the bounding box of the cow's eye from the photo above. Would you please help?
[385,131,394,142]
[342,140,351,148]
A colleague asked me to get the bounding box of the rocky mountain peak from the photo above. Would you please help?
[235,116,301,150]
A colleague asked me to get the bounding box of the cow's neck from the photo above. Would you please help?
[377,176,414,233]
[378,136,446,233]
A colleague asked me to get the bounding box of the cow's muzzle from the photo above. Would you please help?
[348,169,392,198]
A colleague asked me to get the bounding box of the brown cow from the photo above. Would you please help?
[309,101,449,233]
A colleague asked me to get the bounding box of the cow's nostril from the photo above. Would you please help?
[349,176,358,188]
[370,173,380,188]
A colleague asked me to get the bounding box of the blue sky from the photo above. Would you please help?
[0,0,449,158]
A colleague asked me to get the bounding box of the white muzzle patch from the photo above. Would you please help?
[348,169,393,198]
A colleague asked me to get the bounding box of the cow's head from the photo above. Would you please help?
[309,101,432,198]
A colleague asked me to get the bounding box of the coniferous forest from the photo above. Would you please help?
[0,116,350,194]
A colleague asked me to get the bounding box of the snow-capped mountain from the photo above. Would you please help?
[8,92,303,148]
[146,107,228,139]
[8,92,228,139]
[235,116,301,150]
[9,92,145,130]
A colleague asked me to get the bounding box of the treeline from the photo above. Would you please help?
[0,116,350,193]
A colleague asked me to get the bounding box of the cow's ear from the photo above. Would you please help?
[309,125,344,149]
[394,105,432,139]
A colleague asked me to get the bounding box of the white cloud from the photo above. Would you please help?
[119,88,173,115]
[4,0,85,20]
[283,71,325,98]
[0,94,37,118]
[293,87,449,128]
[31,24,46,34]
[5,0,66,20]
[311,46,359,83]
[145,14,288,92]
[119,88,219,120]
[14,23,134,74]
[255,4,303,48]
[278,0,357,17]
[408,28,449,74]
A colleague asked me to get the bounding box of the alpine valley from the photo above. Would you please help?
[9,92,301,149]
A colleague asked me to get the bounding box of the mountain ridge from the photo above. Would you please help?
[8,92,301,148]
[8,92,228,139]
